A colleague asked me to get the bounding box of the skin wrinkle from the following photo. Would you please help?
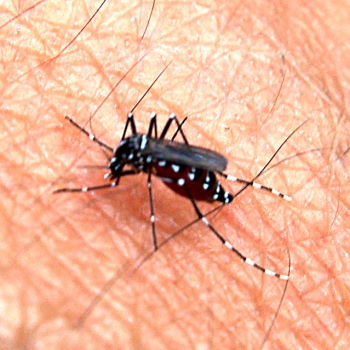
[0,0,349,349]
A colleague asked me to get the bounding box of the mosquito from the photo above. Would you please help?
[52,56,308,350]
[54,81,294,281]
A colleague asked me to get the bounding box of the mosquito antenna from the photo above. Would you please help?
[130,60,172,113]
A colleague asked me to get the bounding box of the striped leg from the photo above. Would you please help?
[53,170,138,194]
[147,170,158,251]
[64,115,113,152]
[219,172,291,201]
[53,183,118,194]
[145,112,188,251]
[186,191,289,280]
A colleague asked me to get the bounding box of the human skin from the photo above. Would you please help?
[1,0,350,349]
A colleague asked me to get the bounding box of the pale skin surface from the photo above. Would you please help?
[1,0,350,349]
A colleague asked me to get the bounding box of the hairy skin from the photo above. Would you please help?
[1,0,349,349]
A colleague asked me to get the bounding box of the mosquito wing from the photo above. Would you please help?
[142,138,228,172]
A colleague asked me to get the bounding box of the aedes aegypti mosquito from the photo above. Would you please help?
[53,59,305,347]
[54,69,297,282]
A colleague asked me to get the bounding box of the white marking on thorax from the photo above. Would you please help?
[140,135,148,150]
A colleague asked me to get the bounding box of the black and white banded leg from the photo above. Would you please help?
[54,116,123,194]
[219,172,291,201]
[53,170,138,194]
[144,113,162,250]
[144,112,190,251]
[185,187,289,280]
[147,170,158,250]
[64,115,113,152]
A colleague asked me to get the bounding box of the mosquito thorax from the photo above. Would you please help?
[109,133,149,174]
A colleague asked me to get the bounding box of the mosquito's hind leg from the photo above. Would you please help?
[218,171,291,201]
[184,186,289,280]
[216,123,308,202]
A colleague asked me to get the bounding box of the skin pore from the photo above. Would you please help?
[1,0,349,349]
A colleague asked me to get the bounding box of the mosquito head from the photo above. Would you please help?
[109,134,147,175]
